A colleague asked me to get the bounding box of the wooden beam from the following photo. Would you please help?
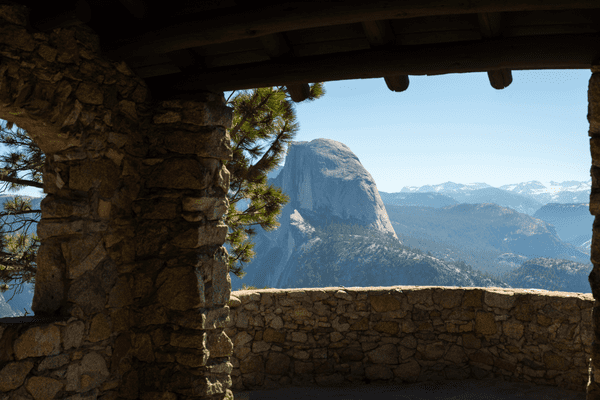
[259,33,292,57]
[145,33,600,97]
[28,0,91,32]
[158,0,237,17]
[117,0,147,19]
[286,84,311,102]
[133,63,181,79]
[478,12,504,37]
[361,20,396,47]
[486,69,513,89]
[102,0,600,60]
[164,49,197,69]
[362,20,409,92]
[382,75,410,92]
[259,33,311,102]
[478,12,513,89]
[163,48,210,74]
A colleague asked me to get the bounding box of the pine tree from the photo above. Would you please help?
[0,83,326,297]
[0,121,44,303]
[224,84,326,283]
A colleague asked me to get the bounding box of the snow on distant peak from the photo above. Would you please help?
[400,186,420,193]
[398,179,590,194]
[502,180,591,197]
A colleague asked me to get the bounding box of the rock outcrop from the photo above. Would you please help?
[271,138,397,240]
[228,138,399,290]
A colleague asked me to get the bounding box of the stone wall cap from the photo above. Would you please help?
[231,285,594,298]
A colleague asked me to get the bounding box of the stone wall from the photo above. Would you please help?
[587,64,600,400]
[226,286,593,393]
[0,2,235,400]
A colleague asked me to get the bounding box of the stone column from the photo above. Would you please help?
[0,3,235,398]
[31,93,236,399]
[588,64,600,400]
[117,95,235,400]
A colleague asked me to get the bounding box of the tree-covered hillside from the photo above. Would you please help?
[273,219,512,289]
[236,218,593,293]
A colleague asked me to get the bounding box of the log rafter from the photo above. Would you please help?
[116,0,147,19]
[146,32,600,100]
[98,0,600,61]
[478,12,513,89]
[26,0,91,32]
[19,0,600,102]
[259,33,311,102]
[361,20,410,92]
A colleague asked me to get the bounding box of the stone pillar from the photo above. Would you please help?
[0,3,235,399]
[117,96,235,400]
[32,93,236,400]
[589,64,600,400]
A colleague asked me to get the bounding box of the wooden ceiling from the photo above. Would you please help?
[15,0,600,103]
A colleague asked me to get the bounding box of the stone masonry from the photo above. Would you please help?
[227,286,593,394]
[0,2,235,400]
[589,64,600,400]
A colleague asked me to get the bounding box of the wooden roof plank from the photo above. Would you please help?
[28,0,92,32]
[101,0,600,60]
[503,8,600,26]
[276,23,366,46]
[259,33,292,58]
[389,14,481,34]
[203,51,273,69]
[134,64,181,79]
[504,24,600,36]
[478,12,504,37]
[287,38,372,58]
[128,18,600,75]
[180,19,599,69]
[116,0,147,19]
[193,38,266,57]
[145,32,600,96]
[413,31,489,46]
[362,20,396,47]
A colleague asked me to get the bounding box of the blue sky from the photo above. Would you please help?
[0,68,593,198]
[225,68,593,193]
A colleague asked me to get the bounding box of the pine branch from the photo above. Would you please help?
[0,176,43,188]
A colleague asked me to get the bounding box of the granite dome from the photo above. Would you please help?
[272,138,398,240]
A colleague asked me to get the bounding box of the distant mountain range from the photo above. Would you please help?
[227,139,594,295]
[237,167,593,261]
[379,180,590,216]
[383,202,590,279]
